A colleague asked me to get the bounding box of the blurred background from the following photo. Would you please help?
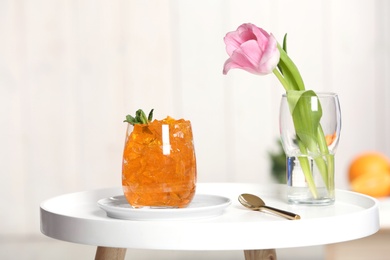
[1,0,389,259]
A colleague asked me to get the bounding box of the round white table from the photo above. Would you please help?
[40,183,379,260]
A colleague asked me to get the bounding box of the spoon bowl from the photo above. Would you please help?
[238,193,300,220]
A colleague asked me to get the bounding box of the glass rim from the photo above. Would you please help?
[282,92,338,98]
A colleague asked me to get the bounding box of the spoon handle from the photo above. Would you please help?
[260,206,301,220]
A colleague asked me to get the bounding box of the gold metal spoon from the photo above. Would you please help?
[238,193,301,220]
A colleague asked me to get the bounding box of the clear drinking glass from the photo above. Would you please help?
[279,92,341,205]
[122,117,197,208]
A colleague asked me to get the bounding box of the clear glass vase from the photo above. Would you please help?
[279,92,341,205]
[122,117,197,208]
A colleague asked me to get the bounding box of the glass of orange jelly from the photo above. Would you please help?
[122,117,197,208]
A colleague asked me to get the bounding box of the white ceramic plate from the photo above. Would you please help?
[97,194,232,221]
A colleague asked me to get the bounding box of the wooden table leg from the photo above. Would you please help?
[244,249,277,260]
[95,246,127,260]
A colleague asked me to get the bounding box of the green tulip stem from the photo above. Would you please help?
[273,68,292,91]
[316,125,334,191]
[297,140,318,198]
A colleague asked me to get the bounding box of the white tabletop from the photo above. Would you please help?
[40,183,379,251]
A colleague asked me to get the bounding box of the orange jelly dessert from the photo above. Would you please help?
[122,116,197,208]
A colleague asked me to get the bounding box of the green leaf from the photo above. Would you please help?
[287,90,322,153]
[277,34,288,75]
[123,115,136,124]
[139,109,149,124]
[148,109,154,122]
[124,109,154,125]
[277,44,305,91]
[277,57,295,89]
[282,33,288,53]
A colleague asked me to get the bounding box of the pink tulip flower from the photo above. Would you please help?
[223,23,280,75]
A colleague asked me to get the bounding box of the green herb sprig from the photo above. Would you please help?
[124,109,154,125]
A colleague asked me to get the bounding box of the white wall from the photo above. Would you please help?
[1,0,389,258]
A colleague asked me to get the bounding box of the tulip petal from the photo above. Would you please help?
[258,34,280,72]
[224,31,245,56]
[223,41,260,75]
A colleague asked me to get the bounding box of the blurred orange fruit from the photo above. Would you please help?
[348,152,390,197]
[350,171,390,198]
